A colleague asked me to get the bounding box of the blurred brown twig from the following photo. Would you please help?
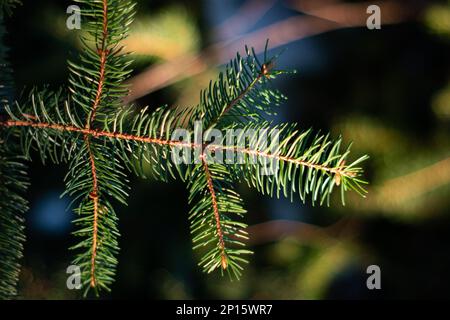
[124,0,424,103]
[245,217,361,246]
[364,156,450,214]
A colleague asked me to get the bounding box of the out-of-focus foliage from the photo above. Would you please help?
[42,4,200,64]
[432,83,450,120]
[425,3,450,122]
[123,6,200,61]
[333,115,450,220]
[424,2,450,38]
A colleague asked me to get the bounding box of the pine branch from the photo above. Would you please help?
[188,158,251,278]
[84,137,100,288]
[221,122,368,205]
[1,94,368,285]
[64,0,135,295]
[0,11,27,300]
[68,0,136,124]
[0,0,369,295]
[1,114,367,205]
[179,43,288,131]
[0,143,28,299]
[63,141,126,295]
[0,10,13,106]
[86,0,108,127]
[3,88,81,164]
[1,115,367,192]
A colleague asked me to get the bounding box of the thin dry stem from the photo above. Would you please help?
[0,119,352,176]
[84,0,108,289]
[84,137,99,288]
[201,154,227,269]
[87,0,109,128]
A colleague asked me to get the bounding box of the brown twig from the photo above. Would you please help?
[84,137,99,288]
[245,218,361,246]
[201,154,227,269]
[287,0,420,27]
[0,119,353,177]
[84,0,108,288]
[87,0,109,128]
[207,62,270,129]
[124,0,422,102]
[222,65,267,116]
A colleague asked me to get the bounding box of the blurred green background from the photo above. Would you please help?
[3,0,450,299]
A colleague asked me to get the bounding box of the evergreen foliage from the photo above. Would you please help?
[0,0,368,297]
[0,1,27,299]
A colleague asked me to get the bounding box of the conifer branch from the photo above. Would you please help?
[188,160,250,277]
[87,0,108,127]
[0,119,361,179]
[207,57,273,129]
[201,155,227,269]
[0,3,28,299]
[0,0,369,295]
[65,0,135,294]
[80,0,109,290]
[0,145,28,299]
